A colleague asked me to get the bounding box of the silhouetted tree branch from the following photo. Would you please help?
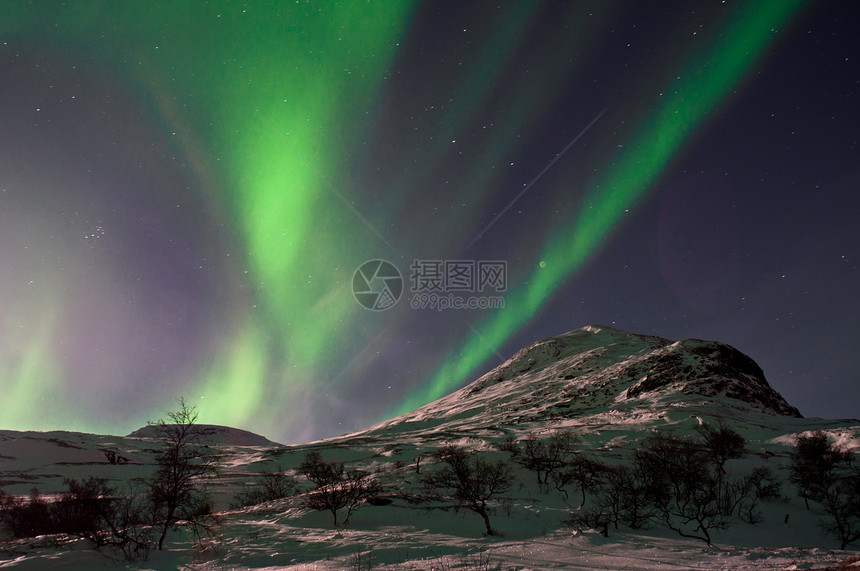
[148,397,217,550]
[423,445,513,536]
[298,451,381,528]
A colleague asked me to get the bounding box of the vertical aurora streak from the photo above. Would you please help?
[1,2,415,438]
[393,0,806,416]
[159,3,416,432]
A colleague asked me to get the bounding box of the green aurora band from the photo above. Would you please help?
[393,0,806,417]
[154,3,416,432]
[1,2,414,436]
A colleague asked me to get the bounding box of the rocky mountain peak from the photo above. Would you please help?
[374,326,801,436]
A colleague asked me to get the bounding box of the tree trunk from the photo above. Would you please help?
[477,508,494,536]
[157,504,175,550]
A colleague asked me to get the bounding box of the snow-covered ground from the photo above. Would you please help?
[2,326,859,569]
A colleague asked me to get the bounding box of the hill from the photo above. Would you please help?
[127,424,280,447]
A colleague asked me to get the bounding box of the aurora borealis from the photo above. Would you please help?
[2,2,858,443]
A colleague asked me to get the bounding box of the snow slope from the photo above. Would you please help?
[1,325,858,569]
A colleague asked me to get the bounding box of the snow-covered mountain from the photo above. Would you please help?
[1,325,858,569]
[360,325,801,442]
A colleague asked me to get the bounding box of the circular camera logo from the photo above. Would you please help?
[352,259,403,311]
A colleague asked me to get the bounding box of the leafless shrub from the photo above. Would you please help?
[506,431,579,493]
[232,466,299,508]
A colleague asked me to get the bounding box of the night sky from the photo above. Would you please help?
[1,1,858,443]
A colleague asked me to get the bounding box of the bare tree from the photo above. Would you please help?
[821,473,860,550]
[552,455,606,509]
[106,479,153,561]
[0,488,54,538]
[635,432,731,546]
[0,489,9,536]
[789,432,859,549]
[56,476,151,561]
[422,445,513,536]
[790,430,850,509]
[507,431,578,493]
[608,464,657,530]
[695,422,745,475]
[54,477,117,541]
[724,466,782,525]
[148,397,217,550]
[568,461,657,536]
[298,451,381,528]
[566,423,785,543]
[232,465,299,508]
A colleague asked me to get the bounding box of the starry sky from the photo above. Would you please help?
[1,1,858,443]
